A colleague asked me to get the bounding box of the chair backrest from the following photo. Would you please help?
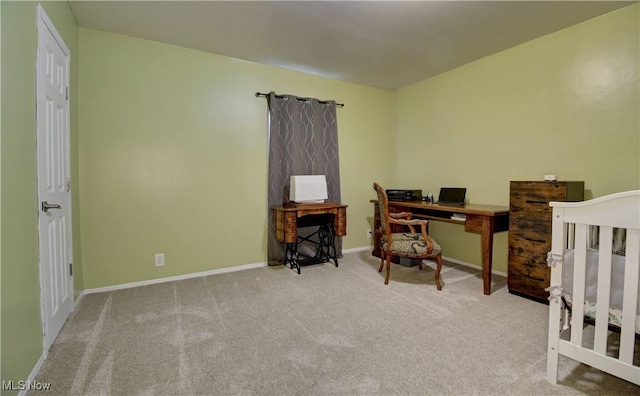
[373,183,389,233]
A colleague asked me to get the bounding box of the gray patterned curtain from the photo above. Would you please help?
[267,92,342,265]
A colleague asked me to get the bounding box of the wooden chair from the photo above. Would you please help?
[373,183,443,289]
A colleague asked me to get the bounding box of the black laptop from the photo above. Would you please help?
[436,187,467,205]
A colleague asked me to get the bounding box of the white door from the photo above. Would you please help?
[37,5,74,350]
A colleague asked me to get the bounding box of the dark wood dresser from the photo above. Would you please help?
[508,181,584,302]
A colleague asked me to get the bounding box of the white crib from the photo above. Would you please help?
[546,190,640,386]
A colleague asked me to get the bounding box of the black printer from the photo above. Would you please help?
[386,189,422,201]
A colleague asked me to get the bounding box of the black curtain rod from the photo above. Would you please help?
[255,92,344,107]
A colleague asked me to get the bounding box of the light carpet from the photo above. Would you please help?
[30,250,639,395]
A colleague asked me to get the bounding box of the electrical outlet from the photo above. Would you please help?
[155,253,165,267]
[367,229,373,239]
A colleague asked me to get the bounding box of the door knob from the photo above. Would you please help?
[41,201,61,213]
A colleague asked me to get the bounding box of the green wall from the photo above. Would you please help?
[1,1,79,393]
[78,28,394,289]
[394,4,639,274]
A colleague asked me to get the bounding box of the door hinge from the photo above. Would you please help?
[66,178,71,192]
[69,263,73,276]
[66,86,69,101]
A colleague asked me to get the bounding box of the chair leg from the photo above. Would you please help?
[385,258,391,285]
[378,251,391,285]
[435,254,443,290]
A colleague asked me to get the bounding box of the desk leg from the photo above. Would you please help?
[481,216,495,295]
[317,223,338,267]
[284,243,301,274]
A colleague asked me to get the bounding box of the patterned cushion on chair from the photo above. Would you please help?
[384,232,421,241]
[381,233,442,257]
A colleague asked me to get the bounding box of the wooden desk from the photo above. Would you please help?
[272,202,348,273]
[372,200,508,295]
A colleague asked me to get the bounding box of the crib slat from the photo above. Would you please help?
[567,222,575,250]
[594,226,613,354]
[619,228,639,364]
[546,208,569,384]
[570,223,588,346]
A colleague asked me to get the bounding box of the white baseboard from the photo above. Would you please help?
[84,261,267,294]
[443,255,507,277]
[17,351,47,396]
[74,290,86,307]
[342,246,372,254]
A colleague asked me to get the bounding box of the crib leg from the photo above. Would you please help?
[546,297,564,384]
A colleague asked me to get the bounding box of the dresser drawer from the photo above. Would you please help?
[508,236,550,260]
[507,255,551,301]
[510,182,584,217]
[509,207,551,223]
[510,185,565,220]
[510,181,574,199]
[508,219,551,259]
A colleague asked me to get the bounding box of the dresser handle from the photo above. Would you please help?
[525,237,546,243]
[525,200,548,205]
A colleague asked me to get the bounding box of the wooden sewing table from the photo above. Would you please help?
[272,202,348,273]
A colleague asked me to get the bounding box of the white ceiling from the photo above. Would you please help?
[69,1,636,90]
